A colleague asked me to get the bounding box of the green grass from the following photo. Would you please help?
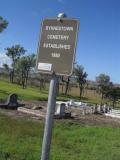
[0,80,69,102]
[0,80,100,104]
[0,113,120,160]
[0,113,42,160]
[0,80,49,101]
[1,79,120,108]
[1,78,120,159]
[0,80,87,103]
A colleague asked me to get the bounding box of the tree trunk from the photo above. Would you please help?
[9,69,14,83]
[21,71,25,89]
[112,99,116,108]
[25,70,29,88]
[56,81,59,95]
[79,85,83,100]
[61,82,64,93]
[39,79,45,90]
[39,80,42,90]
[65,77,70,95]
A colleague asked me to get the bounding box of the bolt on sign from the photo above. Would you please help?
[36,18,79,76]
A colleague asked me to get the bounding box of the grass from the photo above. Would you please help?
[1,78,120,108]
[0,80,48,101]
[0,80,97,105]
[0,79,101,104]
[0,79,120,159]
[0,113,120,160]
[1,78,120,159]
[0,113,42,160]
[0,80,69,102]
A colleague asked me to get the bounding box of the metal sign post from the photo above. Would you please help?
[41,73,58,160]
[36,13,79,160]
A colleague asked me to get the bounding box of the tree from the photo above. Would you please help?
[105,87,120,108]
[3,63,9,72]
[36,73,46,90]
[0,16,8,33]
[22,54,36,87]
[74,65,88,99]
[96,74,111,100]
[15,54,36,89]
[5,45,26,83]
[96,74,110,86]
[61,76,71,95]
[1,64,9,79]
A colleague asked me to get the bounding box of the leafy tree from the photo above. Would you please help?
[96,74,110,86]
[105,87,120,108]
[5,45,26,83]
[1,64,9,79]
[15,54,36,89]
[3,63,9,72]
[0,16,8,33]
[74,65,88,99]
[96,74,111,100]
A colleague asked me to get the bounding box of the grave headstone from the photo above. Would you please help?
[6,94,18,109]
[56,103,65,116]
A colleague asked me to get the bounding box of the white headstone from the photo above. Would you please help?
[56,103,65,116]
